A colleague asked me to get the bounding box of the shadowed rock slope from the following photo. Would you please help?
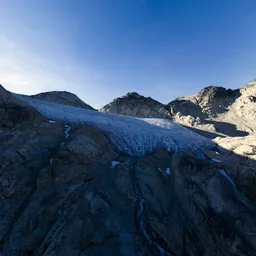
[100,92,170,118]
[0,84,45,128]
[31,91,95,110]
[0,85,256,255]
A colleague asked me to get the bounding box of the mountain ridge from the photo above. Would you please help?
[100,79,256,138]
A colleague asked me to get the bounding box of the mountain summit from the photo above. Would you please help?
[168,81,256,137]
[100,92,170,118]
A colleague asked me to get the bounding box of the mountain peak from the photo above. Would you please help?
[31,91,95,110]
[100,92,170,118]
[122,92,144,99]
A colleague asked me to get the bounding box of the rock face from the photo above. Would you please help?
[1,122,256,255]
[168,80,256,138]
[0,84,45,128]
[214,134,256,161]
[1,85,256,255]
[170,86,240,118]
[31,91,95,110]
[212,134,256,202]
[227,80,256,132]
[100,92,170,118]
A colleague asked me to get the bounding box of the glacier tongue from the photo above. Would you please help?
[14,94,215,156]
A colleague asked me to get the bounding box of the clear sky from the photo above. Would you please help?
[0,0,256,108]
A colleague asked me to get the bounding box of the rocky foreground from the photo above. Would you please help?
[0,84,256,255]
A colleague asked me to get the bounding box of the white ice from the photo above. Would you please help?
[111,161,120,168]
[64,125,72,139]
[14,94,215,156]
[165,167,171,175]
[158,167,171,175]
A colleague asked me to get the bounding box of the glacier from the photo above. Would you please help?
[14,94,215,156]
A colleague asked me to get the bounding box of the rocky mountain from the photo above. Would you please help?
[100,92,170,118]
[1,84,256,255]
[31,91,95,110]
[99,80,256,139]
[168,80,256,138]
[170,86,240,117]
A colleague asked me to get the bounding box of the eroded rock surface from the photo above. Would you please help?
[1,84,256,256]
[1,120,256,255]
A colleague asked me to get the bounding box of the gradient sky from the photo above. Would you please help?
[0,0,256,108]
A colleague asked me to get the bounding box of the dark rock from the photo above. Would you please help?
[0,84,45,128]
[100,92,170,118]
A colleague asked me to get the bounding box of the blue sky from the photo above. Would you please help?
[0,0,256,108]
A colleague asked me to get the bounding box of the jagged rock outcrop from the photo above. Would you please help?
[1,84,256,255]
[195,86,240,116]
[225,80,256,132]
[31,91,95,110]
[168,80,256,137]
[100,92,170,118]
[170,86,240,118]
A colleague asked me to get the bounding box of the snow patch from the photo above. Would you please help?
[64,125,72,139]
[165,167,171,175]
[48,120,56,124]
[60,125,72,147]
[157,167,171,175]
[111,161,120,168]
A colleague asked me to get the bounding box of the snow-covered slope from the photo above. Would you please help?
[14,94,215,156]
